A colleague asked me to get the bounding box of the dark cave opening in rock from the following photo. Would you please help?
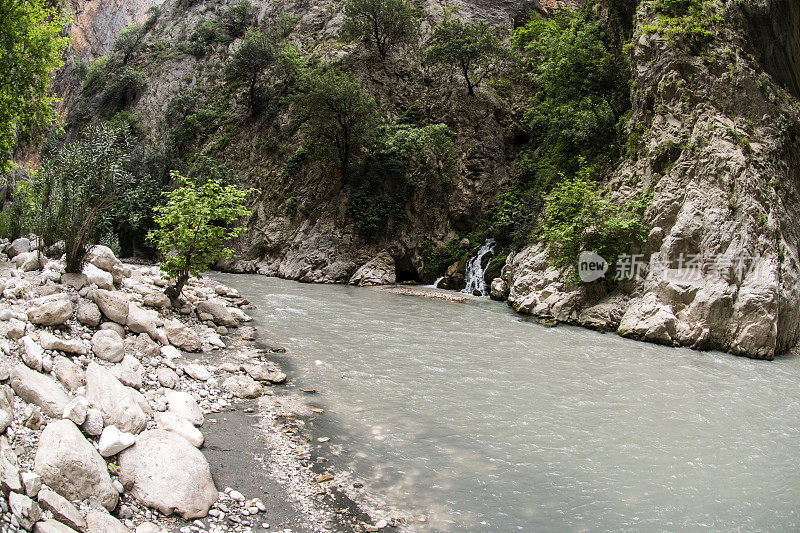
[394,255,421,283]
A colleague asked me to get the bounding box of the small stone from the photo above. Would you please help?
[82,408,104,436]
[98,425,136,457]
[62,396,89,425]
[21,472,42,498]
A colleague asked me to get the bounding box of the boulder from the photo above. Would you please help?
[243,363,286,384]
[222,375,262,399]
[38,331,87,355]
[86,510,130,533]
[61,273,89,291]
[91,330,124,363]
[7,237,31,258]
[183,363,211,381]
[21,336,44,371]
[127,333,160,359]
[126,303,159,341]
[490,278,509,301]
[53,356,85,391]
[22,472,41,498]
[82,263,114,290]
[156,368,179,389]
[165,390,203,426]
[6,317,26,340]
[86,245,121,273]
[82,408,104,436]
[10,365,71,418]
[76,301,102,327]
[143,292,170,309]
[195,300,238,328]
[85,363,147,434]
[98,425,136,457]
[27,299,73,326]
[9,492,41,531]
[111,365,142,390]
[20,251,44,272]
[349,252,396,286]
[33,520,78,533]
[93,289,129,325]
[118,430,218,519]
[34,420,118,511]
[0,386,12,432]
[100,321,126,338]
[163,319,201,352]
[62,396,89,426]
[37,488,86,531]
[154,412,204,448]
[0,436,22,493]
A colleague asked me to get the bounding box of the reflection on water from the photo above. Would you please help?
[213,274,800,532]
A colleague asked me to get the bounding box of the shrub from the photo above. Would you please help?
[341,0,418,59]
[218,0,256,40]
[541,170,648,280]
[82,57,112,95]
[99,67,147,115]
[32,123,132,272]
[148,173,252,300]
[648,0,721,50]
[426,18,507,95]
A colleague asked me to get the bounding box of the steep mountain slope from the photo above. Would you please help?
[51,0,800,359]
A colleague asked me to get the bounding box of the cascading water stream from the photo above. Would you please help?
[461,239,495,297]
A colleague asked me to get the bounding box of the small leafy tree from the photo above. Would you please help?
[148,173,252,301]
[225,30,276,114]
[113,7,159,65]
[292,69,379,179]
[219,0,256,40]
[426,18,507,95]
[341,0,417,59]
[0,0,70,171]
[32,123,131,272]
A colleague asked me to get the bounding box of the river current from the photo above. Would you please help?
[212,273,800,532]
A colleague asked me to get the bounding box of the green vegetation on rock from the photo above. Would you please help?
[342,0,418,59]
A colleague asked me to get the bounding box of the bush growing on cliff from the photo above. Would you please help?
[541,170,648,280]
[292,69,379,180]
[426,18,507,95]
[114,7,160,65]
[341,0,418,59]
[0,0,70,172]
[645,0,721,50]
[219,1,256,40]
[148,173,252,300]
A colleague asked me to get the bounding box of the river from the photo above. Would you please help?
[212,273,800,532]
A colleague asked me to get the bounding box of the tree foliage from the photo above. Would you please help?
[292,69,379,179]
[0,0,70,171]
[31,123,131,272]
[341,0,417,59]
[541,169,648,280]
[113,7,160,65]
[226,29,277,114]
[148,174,252,300]
[426,18,507,95]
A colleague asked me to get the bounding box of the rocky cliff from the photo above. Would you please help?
[504,0,800,360]
[52,0,800,360]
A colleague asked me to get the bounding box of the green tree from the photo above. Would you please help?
[219,0,256,40]
[518,11,630,185]
[541,169,647,280]
[341,0,417,59]
[426,18,506,95]
[113,7,160,65]
[0,0,70,171]
[292,69,379,179]
[148,174,252,301]
[225,30,276,114]
[31,123,131,272]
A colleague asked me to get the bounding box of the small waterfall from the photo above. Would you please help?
[431,276,445,289]
[462,239,496,297]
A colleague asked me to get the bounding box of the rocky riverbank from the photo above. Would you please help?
[0,238,400,533]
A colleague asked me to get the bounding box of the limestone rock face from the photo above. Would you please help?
[10,365,71,418]
[118,430,218,519]
[349,252,396,286]
[34,420,118,511]
[85,363,147,434]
